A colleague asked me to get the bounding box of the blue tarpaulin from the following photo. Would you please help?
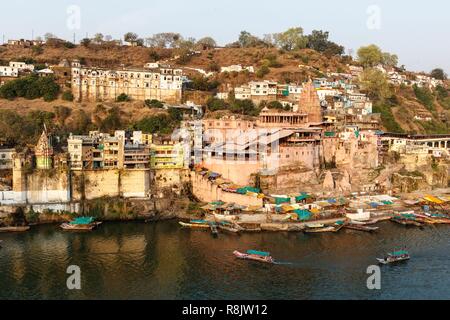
[294,210,312,221]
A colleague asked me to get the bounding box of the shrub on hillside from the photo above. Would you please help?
[116,93,130,102]
[62,91,74,101]
[0,75,60,101]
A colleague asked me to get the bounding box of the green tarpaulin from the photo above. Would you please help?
[237,187,261,195]
[247,250,270,257]
[275,197,291,205]
[294,210,312,221]
[71,217,95,225]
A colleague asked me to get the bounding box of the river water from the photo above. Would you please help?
[1,220,450,300]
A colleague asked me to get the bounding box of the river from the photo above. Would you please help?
[1,220,450,300]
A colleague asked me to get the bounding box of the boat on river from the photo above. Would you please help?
[304,221,345,234]
[344,224,379,232]
[61,217,102,231]
[0,226,31,233]
[377,250,410,265]
[233,250,274,264]
[179,221,211,229]
[218,224,241,234]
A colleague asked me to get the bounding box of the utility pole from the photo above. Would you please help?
[73,33,76,44]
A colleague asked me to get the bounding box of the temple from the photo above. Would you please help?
[35,128,53,170]
[298,80,323,123]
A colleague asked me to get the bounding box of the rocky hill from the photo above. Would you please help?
[0,43,448,134]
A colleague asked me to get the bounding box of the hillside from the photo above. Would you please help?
[0,44,449,134]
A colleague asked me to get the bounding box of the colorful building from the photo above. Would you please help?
[35,129,53,170]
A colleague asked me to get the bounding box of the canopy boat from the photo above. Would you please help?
[305,223,325,229]
[346,209,371,222]
[391,216,423,227]
[61,217,101,231]
[0,226,31,233]
[377,250,410,265]
[179,221,211,229]
[233,250,274,264]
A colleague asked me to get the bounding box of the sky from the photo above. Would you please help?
[0,0,448,73]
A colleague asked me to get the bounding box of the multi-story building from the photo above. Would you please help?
[68,131,153,170]
[71,60,183,104]
[150,142,185,169]
[0,148,15,170]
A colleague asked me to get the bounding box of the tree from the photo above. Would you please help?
[359,68,392,101]
[93,33,104,44]
[256,65,270,78]
[357,44,383,67]
[44,33,57,41]
[307,30,344,55]
[146,33,181,48]
[382,52,398,68]
[124,32,138,43]
[431,68,447,80]
[273,27,308,51]
[80,38,91,47]
[116,93,130,102]
[53,105,72,126]
[196,37,217,50]
[238,31,265,48]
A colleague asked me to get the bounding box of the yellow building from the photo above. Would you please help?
[150,143,184,169]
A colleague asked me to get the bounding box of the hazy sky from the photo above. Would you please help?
[1,0,448,73]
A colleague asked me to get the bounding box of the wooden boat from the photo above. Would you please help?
[304,221,345,234]
[179,221,211,229]
[218,224,240,234]
[344,224,379,232]
[60,217,102,231]
[391,217,423,227]
[233,250,274,264]
[305,223,325,229]
[0,226,30,233]
[213,213,238,222]
[60,223,96,231]
[377,250,410,265]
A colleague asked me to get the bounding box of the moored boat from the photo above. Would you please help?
[304,221,345,233]
[179,221,211,229]
[344,224,379,232]
[233,250,274,264]
[60,217,101,231]
[0,226,31,233]
[218,224,240,234]
[377,250,410,265]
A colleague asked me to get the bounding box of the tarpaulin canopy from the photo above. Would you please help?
[237,187,261,195]
[423,195,445,204]
[275,197,291,205]
[293,210,312,221]
[70,217,95,225]
[247,250,270,257]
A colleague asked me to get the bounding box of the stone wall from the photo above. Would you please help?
[191,172,263,207]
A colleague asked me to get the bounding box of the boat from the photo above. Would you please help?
[391,217,423,227]
[344,224,379,232]
[305,223,325,229]
[237,223,262,232]
[0,226,31,233]
[304,221,345,233]
[60,217,101,231]
[179,221,211,229]
[377,250,410,265]
[213,213,238,222]
[218,224,240,234]
[233,250,274,264]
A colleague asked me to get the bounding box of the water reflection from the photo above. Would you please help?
[1,221,450,300]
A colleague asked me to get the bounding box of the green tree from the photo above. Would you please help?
[307,30,344,55]
[256,65,270,78]
[116,93,130,102]
[196,37,217,50]
[124,32,138,43]
[357,44,383,67]
[382,52,398,68]
[430,68,447,80]
[206,98,228,112]
[273,27,308,51]
[360,68,392,101]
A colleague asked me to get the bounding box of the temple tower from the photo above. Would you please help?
[299,80,323,123]
[35,128,53,170]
